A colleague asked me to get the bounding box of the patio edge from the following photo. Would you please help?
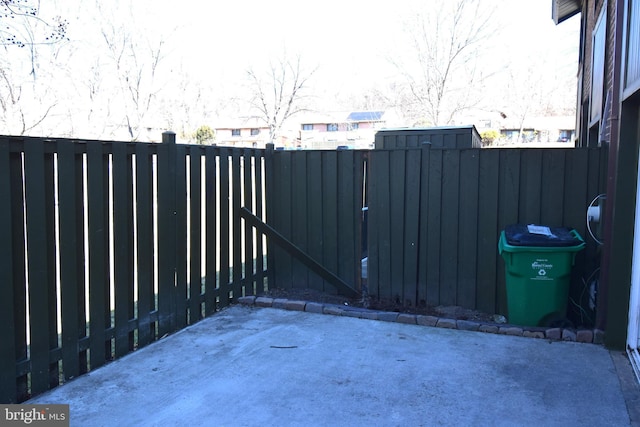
[238,296,605,344]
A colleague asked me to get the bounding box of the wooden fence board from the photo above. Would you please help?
[389,149,406,302]
[337,150,357,290]
[476,149,500,314]
[156,138,177,335]
[44,149,59,388]
[204,147,218,314]
[134,143,154,347]
[243,149,255,295]
[321,151,339,293]
[189,147,203,321]
[496,149,521,314]
[307,151,324,291]
[10,148,28,401]
[218,148,231,304]
[57,140,83,380]
[86,141,109,369]
[24,139,53,395]
[440,149,459,306]
[291,152,309,289]
[402,149,421,306]
[0,141,17,402]
[272,151,293,288]
[457,149,480,309]
[112,142,135,358]
[367,152,380,298]
[416,144,431,305]
[231,149,243,298]
[254,153,265,294]
[174,146,188,328]
[425,149,442,304]
[541,150,566,226]
[519,149,543,224]
[372,151,391,299]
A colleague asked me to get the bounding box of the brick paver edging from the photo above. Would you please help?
[237,296,604,344]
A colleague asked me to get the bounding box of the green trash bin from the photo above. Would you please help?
[498,224,585,327]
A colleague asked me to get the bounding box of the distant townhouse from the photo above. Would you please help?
[298,110,403,149]
[214,116,271,147]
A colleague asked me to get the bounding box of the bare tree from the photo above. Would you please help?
[1,0,67,46]
[71,0,168,141]
[391,0,497,126]
[1,0,68,78]
[246,53,316,143]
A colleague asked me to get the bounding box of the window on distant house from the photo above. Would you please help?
[302,124,313,131]
[348,123,359,131]
[250,128,260,136]
[231,129,241,136]
[327,123,339,132]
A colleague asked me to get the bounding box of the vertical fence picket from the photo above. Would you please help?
[9,146,28,401]
[218,147,231,305]
[541,149,566,226]
[440,149,460,306]
[416,143,431,306]
[457,149,480,310]
[371,150,391,300]
[321,151,338,293]
[204,146,218,314]
[86,141,109,369]
[254,151,266,293]
[189,147,203,321]
[402,149,421,306]
[291,152,309,289]
[476,149,500,314]
[23,139,54,395]
[57,140,83,381]
[519,149,543,224]
[425,149,442,305]
[0,140,17,403]
[272,151,293,288]
[112,142,135,357]
[231,149,243,298]
[307,151,324,292]
[337,150,358,291]
[264,144,275,289]
[175,145,188,328]
[157,132,177,336]
[135,142,154,347]
[44,148,59,388]
[243,149,255,295]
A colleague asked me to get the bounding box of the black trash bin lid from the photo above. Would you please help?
[504,224,582,247]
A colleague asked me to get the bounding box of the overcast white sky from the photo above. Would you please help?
[5,0,581,138]
[53,0,580,95]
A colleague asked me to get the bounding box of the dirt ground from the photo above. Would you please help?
[260,287,498,324]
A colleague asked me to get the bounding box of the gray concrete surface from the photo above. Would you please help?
[29,305,636,426]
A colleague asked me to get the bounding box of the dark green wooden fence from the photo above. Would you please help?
[267,148,366,294]
[367,145,606,316]
[0,134,267,403]
[0,132,607,404]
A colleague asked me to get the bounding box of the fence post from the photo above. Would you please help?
[157,131,177,335]
[264,143,275,288]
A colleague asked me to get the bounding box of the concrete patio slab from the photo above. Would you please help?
[29,305,636,426]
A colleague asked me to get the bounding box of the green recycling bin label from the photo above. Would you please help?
[531,258,554,280]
